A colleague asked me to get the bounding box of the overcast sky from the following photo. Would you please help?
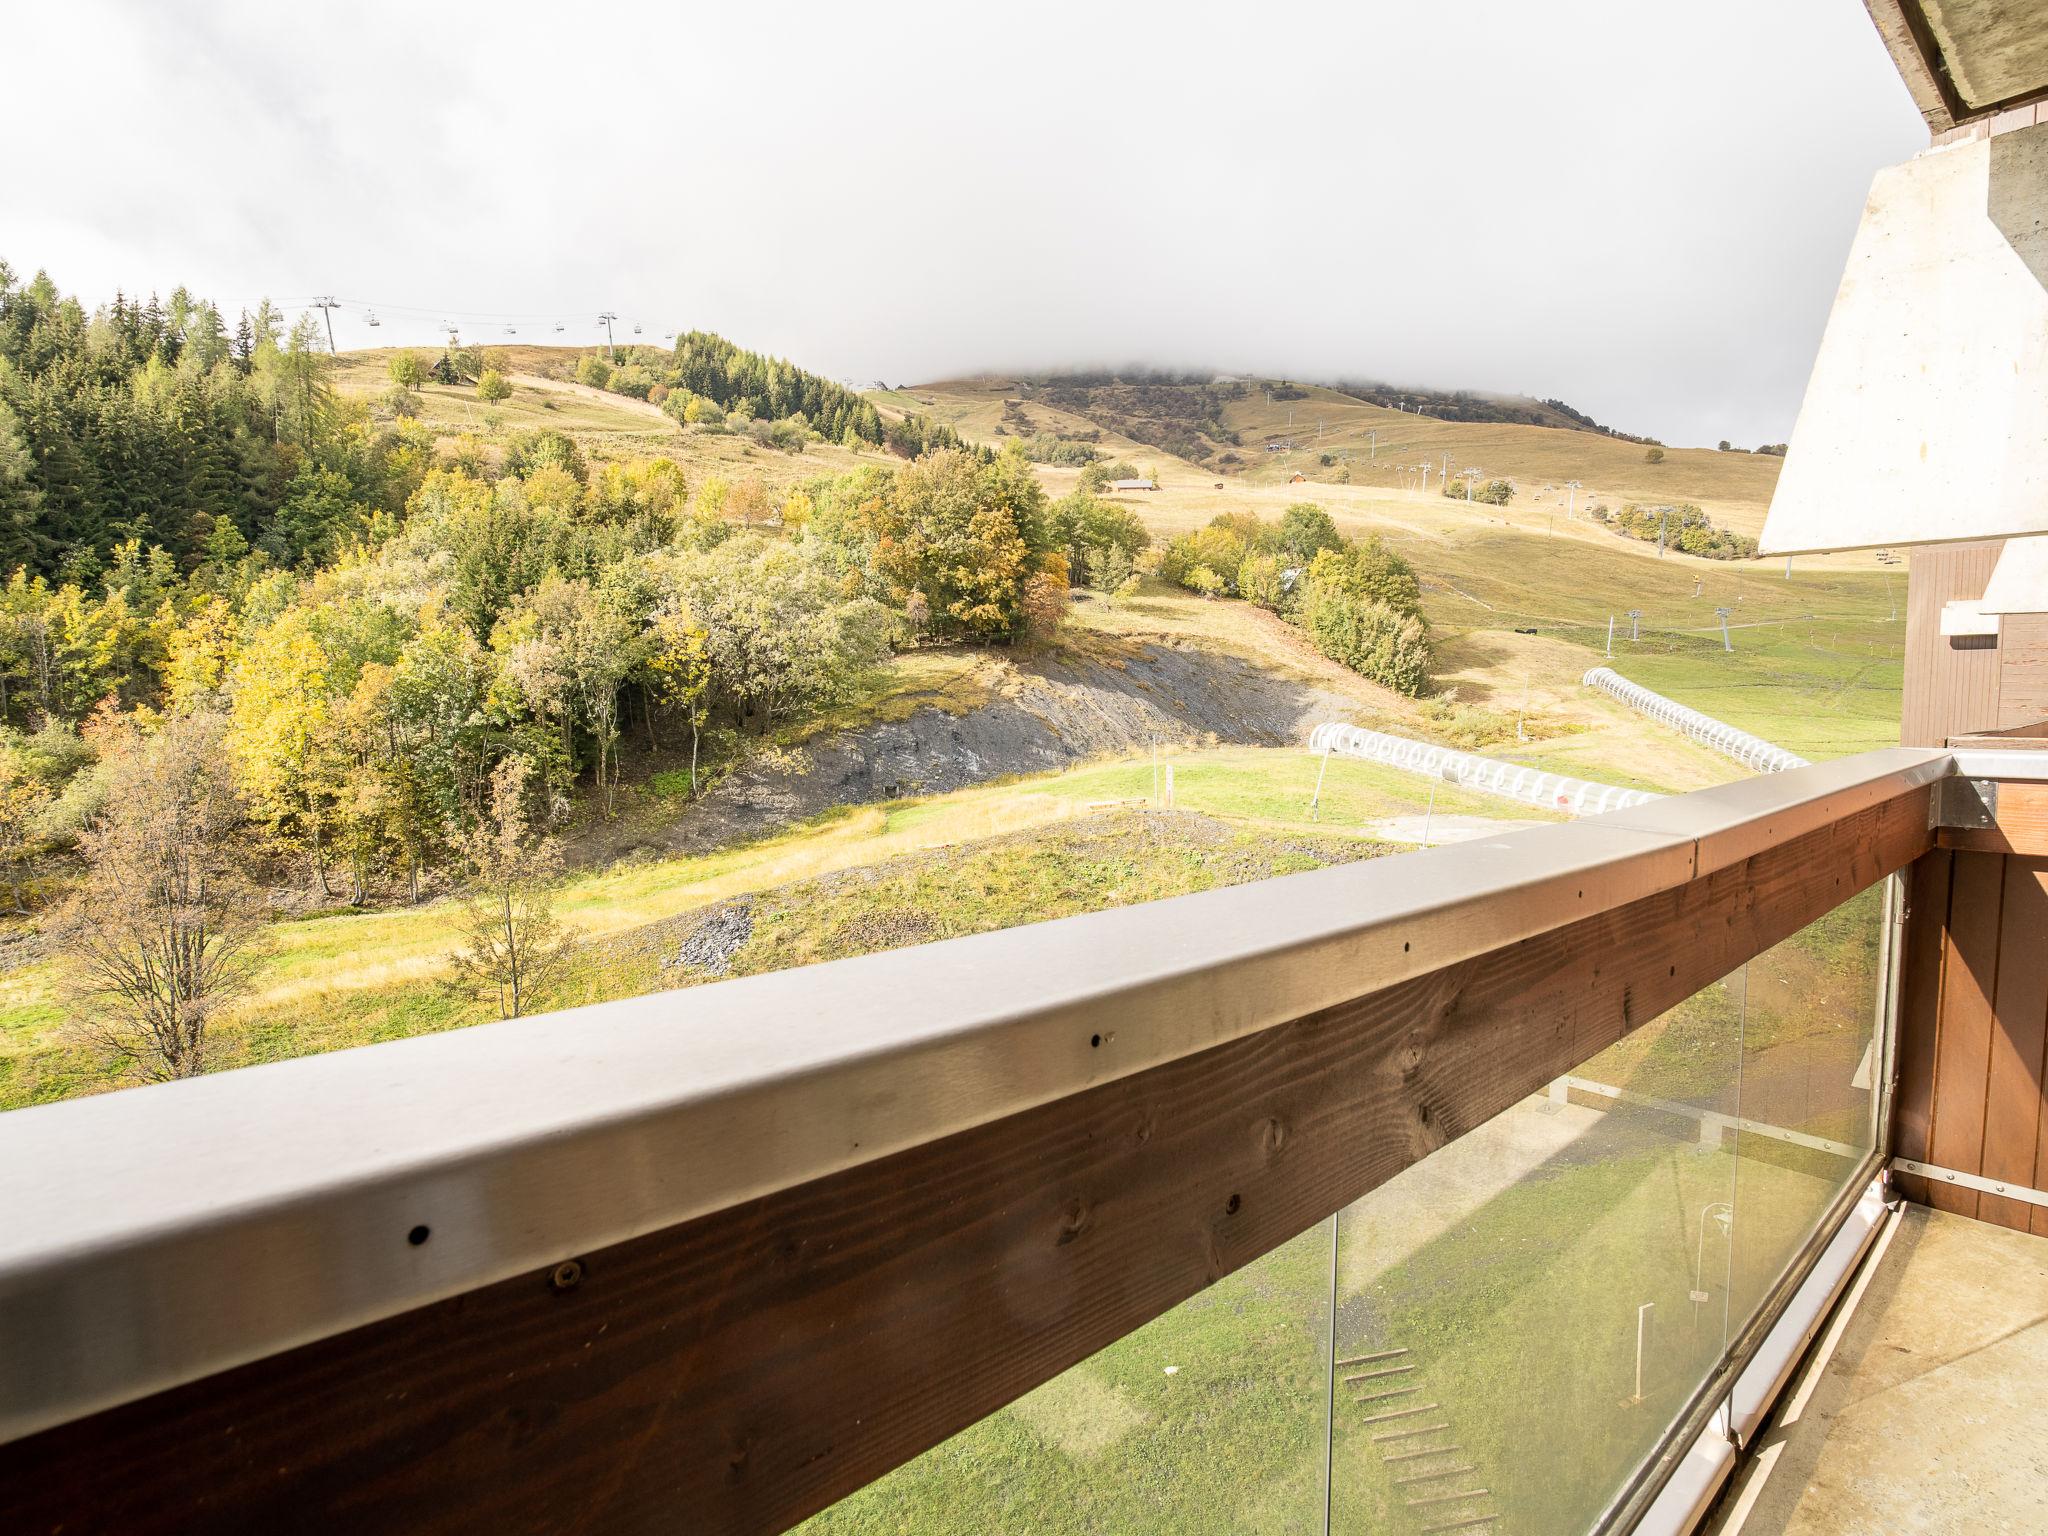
[5,1,1924,447]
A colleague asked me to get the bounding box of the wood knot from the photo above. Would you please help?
[1056,1198,1090,1246]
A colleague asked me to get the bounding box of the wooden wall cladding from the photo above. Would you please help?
[1894,847,2048,1234]
[1901,540,2048,747]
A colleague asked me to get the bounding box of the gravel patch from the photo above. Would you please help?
[666,900,755,976]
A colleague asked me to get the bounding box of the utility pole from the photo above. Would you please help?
[1606,615,1615,657]
[311,296,340,354]
[1367,429,1378,461]
[597,311,619,362]
[1715,607,1734,652]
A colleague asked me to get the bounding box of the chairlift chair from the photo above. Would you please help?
[632,322,642,334]
[365,310,381,327]
[554,323,565,333]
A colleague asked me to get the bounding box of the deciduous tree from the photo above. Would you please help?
[450,755,570,1020]
[58,712,257,1080]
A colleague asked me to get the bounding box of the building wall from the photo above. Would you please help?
[1901,539,2048,744]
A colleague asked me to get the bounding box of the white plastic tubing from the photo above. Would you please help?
[1307,722,1661,817]
[1581,667,1811,774]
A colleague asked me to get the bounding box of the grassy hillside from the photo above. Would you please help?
[0,748,1531,1112]
[330,347,899,497]
[892,376,1787,537]
[1221,384,1784,535]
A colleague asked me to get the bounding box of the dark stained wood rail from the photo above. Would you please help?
[0,790,1932,1536]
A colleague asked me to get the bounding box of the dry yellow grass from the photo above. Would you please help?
[869,376,1167,466]
[897,376,1827,554]
[330,346,903,496]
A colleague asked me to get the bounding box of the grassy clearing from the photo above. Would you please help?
[0,749,1478,1112]
[719,811,1388,982]
[1396,529,1900,761]
[1018,750,1548,830]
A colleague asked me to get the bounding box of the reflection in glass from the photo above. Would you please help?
[799,881,1887,1535]
[800,1220,1335,1536]
[1328,878,1885,1533]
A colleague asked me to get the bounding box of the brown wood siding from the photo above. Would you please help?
[0,792,1932,1536]
[1902,541,2003,747]
[1893,846,2048,1232]
[1996,612,2048,725]
[1892,850,1953,1195]
[1981,860,2048,1228]
[1927,851,2004,1216]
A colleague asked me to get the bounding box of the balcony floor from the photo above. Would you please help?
[1712,1203,2048,1536]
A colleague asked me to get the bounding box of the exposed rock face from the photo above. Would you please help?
[665,641,1357,853]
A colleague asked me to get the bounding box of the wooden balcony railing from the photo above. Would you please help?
[0,747,1957,1535]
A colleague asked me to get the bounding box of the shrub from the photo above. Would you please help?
[1238,552,1286,612]
[1644,446,1665,464]
[609,363,657,400]
[502,429,587,484]
[1019,434,1098,466]
[1293,540,1431,694]
[575,354,614,390]
[1277,504,1343,566]
[1180,525,1247,591]
[475,369,511,403]
[1607,503,1756,559]
[1299,584,1432,696]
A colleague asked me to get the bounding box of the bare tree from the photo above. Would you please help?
[59,713,258,1082]
[449,755,571,1019]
